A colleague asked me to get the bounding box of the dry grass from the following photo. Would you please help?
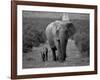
[23,39,89,68]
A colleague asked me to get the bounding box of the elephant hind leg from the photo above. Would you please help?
[51,46,57,61]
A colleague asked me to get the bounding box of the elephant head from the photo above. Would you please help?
[45,20,76,62]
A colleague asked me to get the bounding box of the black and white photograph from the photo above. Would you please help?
[22,11,90,69]
[11,1,97,79]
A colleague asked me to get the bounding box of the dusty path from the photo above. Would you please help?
[23,39,89,68]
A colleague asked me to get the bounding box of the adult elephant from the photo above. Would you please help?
[45,20,76,62]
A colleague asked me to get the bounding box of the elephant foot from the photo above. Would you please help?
[58,57,66,62]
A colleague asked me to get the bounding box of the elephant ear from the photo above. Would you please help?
[67,23,76,37]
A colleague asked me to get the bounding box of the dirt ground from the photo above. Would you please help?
[23,39,89,69]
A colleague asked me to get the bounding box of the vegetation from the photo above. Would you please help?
[71,19,89,57]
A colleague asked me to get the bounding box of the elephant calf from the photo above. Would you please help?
[41,47,48,62]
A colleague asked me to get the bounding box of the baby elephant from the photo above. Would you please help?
[41,47,48,62]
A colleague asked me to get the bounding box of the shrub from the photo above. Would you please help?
[23,29,46,53]
[71,19,89,57]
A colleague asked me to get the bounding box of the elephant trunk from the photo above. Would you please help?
[61,39,67,61]
[58,34,68,62]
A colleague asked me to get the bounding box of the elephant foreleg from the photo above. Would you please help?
[45,50,48,61]
[51,46,57,61]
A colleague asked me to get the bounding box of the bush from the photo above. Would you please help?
[71,19,89,57]
[23,30,46,53]
[23,25,46,53]
[74,32,89,52]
